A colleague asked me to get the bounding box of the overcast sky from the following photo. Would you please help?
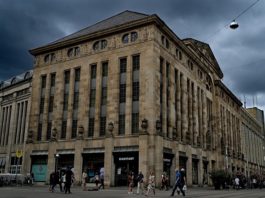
[0,0,264,110]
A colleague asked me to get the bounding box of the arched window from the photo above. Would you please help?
[131,32,138,42]
[67,48,74,57]
[122,34,129,44]
[101,40,107,49]
[165,39,169,49]
[44,54,50,63]
[93,40,107,51]
[206,76,213,92]
[11,77,16,85]
[161,35,165,45]
[50,53,56,62]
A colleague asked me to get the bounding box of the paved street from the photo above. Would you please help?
[1,186,265,198]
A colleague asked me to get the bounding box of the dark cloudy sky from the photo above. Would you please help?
[0,0,264,110]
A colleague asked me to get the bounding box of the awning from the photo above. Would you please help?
[31,150,48,156]
[113,146,139,152]
[82,147,104,154]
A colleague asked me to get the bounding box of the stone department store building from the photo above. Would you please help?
[6,11,263,186]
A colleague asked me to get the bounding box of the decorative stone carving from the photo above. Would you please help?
[77,125,84,140]
[51,128,57,141]
[156,120,162,136]
[26,130,33,144]
[107,122,114,137]
[140,118,148,134]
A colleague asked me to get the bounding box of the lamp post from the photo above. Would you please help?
[54,153,59,172]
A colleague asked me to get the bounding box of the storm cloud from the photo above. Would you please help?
[0,0,264,109]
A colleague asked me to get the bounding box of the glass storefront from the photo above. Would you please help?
[82,153,104,183]
[113,152,138,186]
[31,155,48,182]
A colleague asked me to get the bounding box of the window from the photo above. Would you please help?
[67,47,80,57]
[93,41,99,50]
[166,39,169,49]
[61,121,67,139]
[176,48,182,60]
[51,74,56,87]
[161,36,165,45]
[99,117,106,136]
[120,58,127,73]
[44,54,50,63]
[91,64,97,79]
[48,96,54,112]
[64,71,70,84]
[161,35,169,49]
[88,118,94,137]
[132,113,139,134]
[72,120,78,138]
[132,55,140,71]
[41,76,46,88]
[102,62,108,77]
[93,40,107,51]
[89,89,96,107]
[122,32,138,44]
[101,87,107,105]
[37,123,42,141]
[46,122,52,140]
[131,32,138,42]
[119,115,125,135]
[39,98,45,114]
[122,34,129,44]
[63,94,69,111]
[75,68,80,81]
[119,84,126,103]
[73,93,79,109]
[132,82,139,101]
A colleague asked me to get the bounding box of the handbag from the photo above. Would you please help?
[183,185,187,191]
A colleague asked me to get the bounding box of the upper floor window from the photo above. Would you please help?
[187,59,193,70]
[93,40,107,51]
[176,48,182,60]
[67,47,80,57]
[44,53,56,63]
[122,31,138,44]
[161,35,169,49]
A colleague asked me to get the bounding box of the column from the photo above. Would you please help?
[41,75,50,140]
[193,84,198,146]
[202,91,207,149]
[104,135,114,187]
[94,63,102,138]
[125,56,132,135]
[176,72,181,140]
[187,80,192,144]
[20,102,26,144]
[74,139,83,183]
[66,69,75,140]
[181,76,188,143]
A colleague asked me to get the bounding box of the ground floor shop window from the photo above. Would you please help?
[82,153,104,183]
[31,155,48,182]
[114,152,138,186]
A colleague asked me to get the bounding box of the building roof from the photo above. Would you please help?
[0,70,33,90]
[30,10,149,55]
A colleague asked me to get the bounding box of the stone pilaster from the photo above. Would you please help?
[42,74,51,141]
[193,84,198,146]
[202,91,207,149]
[181,76,188,144]
[176,72,181,141]
[66,69,75,140]
[104,135,114,187]
[94,64,102,137]
[74,139,83,183]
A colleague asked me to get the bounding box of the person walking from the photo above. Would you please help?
[171,168,186,196]
[82,170,87,191]
[136,170,144,195]
[235,177,240,190]
[145,171,155,196]
[98,167,104,189]
[49,172,56,192]
[95,172,99,189]
[65,167,73,194]
[128,171,134,194]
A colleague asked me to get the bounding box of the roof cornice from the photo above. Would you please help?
[29,15,157,56]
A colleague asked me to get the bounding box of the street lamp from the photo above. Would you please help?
[54,153,60,172]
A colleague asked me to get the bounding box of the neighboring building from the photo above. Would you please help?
[0,70,32,174]
[241,108,265,177]
[24,10,265,186]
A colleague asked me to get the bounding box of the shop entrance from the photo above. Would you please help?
[31,155,48,182]
[82,153,104,183]
[113,152,138,186]
[163,152,174,185]
[192,158,199,185]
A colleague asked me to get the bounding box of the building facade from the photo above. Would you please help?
[0,71,32,174]
[23,11,265,186]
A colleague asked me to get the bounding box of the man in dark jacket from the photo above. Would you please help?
[65,168,73,194]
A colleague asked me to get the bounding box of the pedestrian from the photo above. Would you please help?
[65,167,73,194]
[161,172,168,190]
[61,172,66,192]
[235,177,240,190]
[145,171,155,196]
[98,167,104,189]
[30,172,34,185]
[49,172,56,192]
[95,172,99,189]
[128,171,134,194]
[136,170,144,195]
[82,170,87,191]
[171,168,186,197]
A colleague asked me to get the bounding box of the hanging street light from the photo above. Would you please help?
[230,20,239,29]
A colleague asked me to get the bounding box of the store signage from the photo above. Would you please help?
[118,157,134,161]
[32,164,47,182]
[163,158,171,162]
